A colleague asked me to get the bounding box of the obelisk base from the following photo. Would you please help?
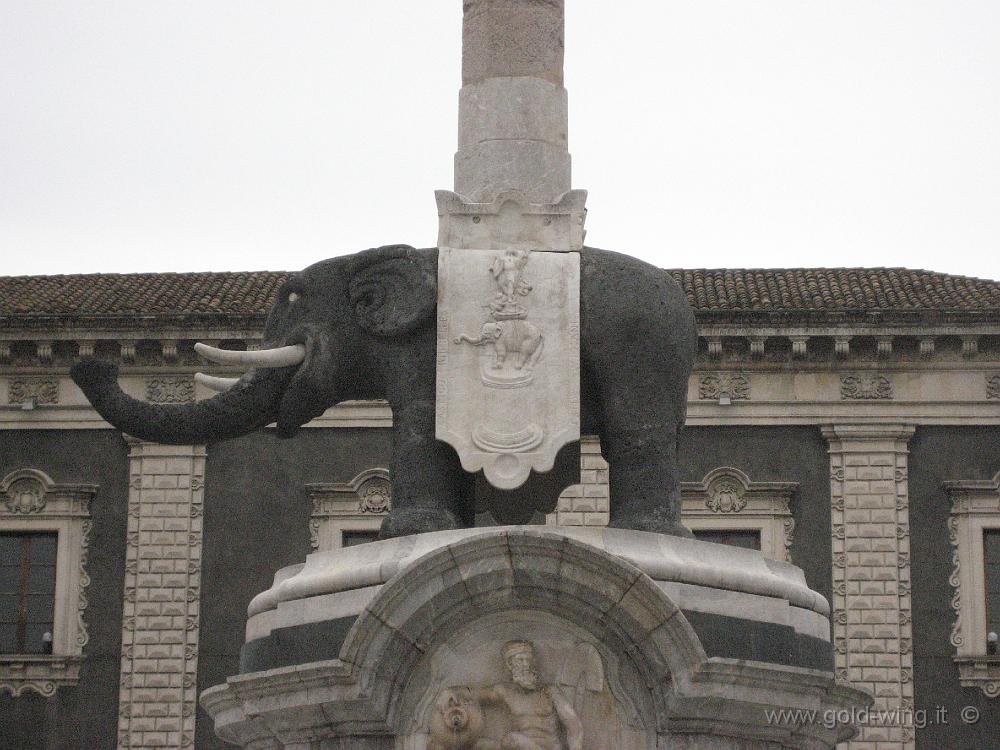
[202,527,869,749]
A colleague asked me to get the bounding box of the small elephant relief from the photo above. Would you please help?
[455,319,544,372]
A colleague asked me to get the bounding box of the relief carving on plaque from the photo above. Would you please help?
[8,377,59,405]
[435,190,583,491]
[840,374,893,400]
[428,641,582,750]
[455,249,544,386]
[410,614,648,750]
[4,475,47,514]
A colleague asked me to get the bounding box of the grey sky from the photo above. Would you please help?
[2,1,998,280]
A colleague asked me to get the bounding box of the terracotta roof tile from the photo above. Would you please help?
[1,267,998,322]
[0,271,290,317]
[667,268,1000,312]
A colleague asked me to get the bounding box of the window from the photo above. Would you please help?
[945,472,1000,697]
[681,467,796,562]
[343,530,380,547]
[0,532,57,654]
[692,528,761,551]
[306,469,390,551]
[0,469,95,697]
[985,530,1000,653]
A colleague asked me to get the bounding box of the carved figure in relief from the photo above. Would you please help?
[71,244,697,538]
[429,641,583,750]
[456,320,543,371]
[428,687,490,750]
[489,249,532,317]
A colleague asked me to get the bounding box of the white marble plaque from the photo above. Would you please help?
[437,247,580,489]
[435,191,584,490]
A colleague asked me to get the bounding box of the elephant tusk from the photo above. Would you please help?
[194,373,240,392]
[194,342,306,368]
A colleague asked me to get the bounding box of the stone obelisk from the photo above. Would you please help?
[436,0,587,491]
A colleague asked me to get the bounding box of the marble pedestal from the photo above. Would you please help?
[202,527,869,749]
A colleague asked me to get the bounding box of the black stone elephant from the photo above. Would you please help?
[71,245,697,538]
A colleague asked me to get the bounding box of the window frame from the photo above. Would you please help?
[0,469,95,697]
[306,468,390,551]
[945,471,1000,698]
[681,467,797,561]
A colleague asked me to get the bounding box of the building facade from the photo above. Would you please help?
[1,264,999,749]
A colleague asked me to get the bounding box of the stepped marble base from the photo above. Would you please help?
[202,527,869,749]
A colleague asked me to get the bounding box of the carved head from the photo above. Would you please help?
[428,687,484,750]
[502,640,538,690]
[482,321,503,339]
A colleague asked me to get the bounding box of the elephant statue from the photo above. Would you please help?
[455,319,543,371]
[71,244,697,538]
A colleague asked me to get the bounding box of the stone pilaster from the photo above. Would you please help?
[823,425,915,750]
[119,441,205,750]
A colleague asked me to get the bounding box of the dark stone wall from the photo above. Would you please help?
[678,426,833,603]
[0,430,129,750]
[195,427,392,750]
[909,427,1000,750]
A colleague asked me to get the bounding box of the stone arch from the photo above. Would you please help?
[338,528,706,734]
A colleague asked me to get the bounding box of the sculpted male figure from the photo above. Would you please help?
[477,641,583,750]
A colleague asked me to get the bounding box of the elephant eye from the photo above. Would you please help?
[287,292,300,304]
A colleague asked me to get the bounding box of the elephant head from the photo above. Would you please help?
[71,245,438,445]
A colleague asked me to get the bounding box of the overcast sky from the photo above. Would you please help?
[2,1,998,280]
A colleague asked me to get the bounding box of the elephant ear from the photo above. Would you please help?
[348,245,437,337]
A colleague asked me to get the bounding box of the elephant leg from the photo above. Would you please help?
[379,399,472,538]
[601,425,692,537]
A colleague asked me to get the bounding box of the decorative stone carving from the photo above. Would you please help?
[454,249,545,387]
[306,468,391,550]
[790,335,809,358]
[428,687,486,750]
[840,373,893,400]
[680,467,797,561]
[4,474,47,514]
[706,476,747,513]
[413,612,641,750]
[145,376,195,403]
[987,374,1000,400]
[698,372,750,402]
[427,640,584,750]
[8,377,59,405]
[358,477,391,514]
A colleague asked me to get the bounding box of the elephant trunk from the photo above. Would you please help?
[71,358,295,445]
